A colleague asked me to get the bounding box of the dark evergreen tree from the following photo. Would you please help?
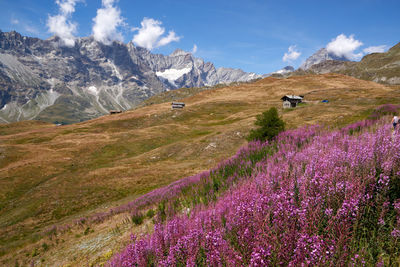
[247,107,285,142]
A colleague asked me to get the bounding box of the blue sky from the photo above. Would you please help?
[1,0,399,74]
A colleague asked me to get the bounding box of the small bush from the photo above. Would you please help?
[247,107,285,142]
[131,212,144,225]
[146,209,155,218]
[41,242,49,251]
[83,227,91,235]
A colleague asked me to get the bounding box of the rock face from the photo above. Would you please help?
[0,31,261,124]
[299,48,349,70]
[307,60,349,74]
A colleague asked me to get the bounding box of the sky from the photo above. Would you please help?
[1,0,399,74]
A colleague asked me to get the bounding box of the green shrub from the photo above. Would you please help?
[41,242,49,251]
[247,107,285,142]
[83,227,91,235]
[146,209,155,218]
[131,212,144,225]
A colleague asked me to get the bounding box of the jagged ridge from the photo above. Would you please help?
[0,31,261,124]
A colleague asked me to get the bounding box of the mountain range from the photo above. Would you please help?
[1,30,399,124]
[0,31,261,124]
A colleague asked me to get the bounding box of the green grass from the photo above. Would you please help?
[201,118,242,126]
[173,101,248,124]
[0,146,25,169]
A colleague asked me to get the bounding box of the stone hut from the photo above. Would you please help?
[281,95,303,108]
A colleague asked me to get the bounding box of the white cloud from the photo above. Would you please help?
[92,0,125,45]
[191,44,198,54]
[283,45,301,62]
[11,18,19,25]
[326,34,363,60]
[363,45,388,54]
[158,31,179,47]
[47,0,82,47]
[57,0,79,14]
[132,18,181,50]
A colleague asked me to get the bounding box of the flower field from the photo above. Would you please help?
[108,117,400,266]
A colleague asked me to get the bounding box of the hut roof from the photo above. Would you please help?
[281,95,303,100]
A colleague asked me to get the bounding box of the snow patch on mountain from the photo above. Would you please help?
[87,86,99,95]
[272,66,295,75]
[156,67,192,86]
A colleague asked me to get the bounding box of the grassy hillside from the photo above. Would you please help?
[110,120,400,266]
[1,74,400,266]
[341,42,400,84]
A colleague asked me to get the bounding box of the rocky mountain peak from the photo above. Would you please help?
[300,48,349,70]
[282,66,295,71]
[170,49,191,57]
[262,66,295,77]
[0,31,262,124]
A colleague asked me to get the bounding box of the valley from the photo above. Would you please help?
[1,73,400,265]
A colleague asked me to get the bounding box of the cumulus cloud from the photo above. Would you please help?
[132,18,180,50]
[11,18,19,25]
[47,0,81,47]
[92,0,125,45]
[191,44,198,54]
[283,45,301,62]
[326,34,363,60]
[363,45,388,54]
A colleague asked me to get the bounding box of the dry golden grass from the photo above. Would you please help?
[1,74,400,266]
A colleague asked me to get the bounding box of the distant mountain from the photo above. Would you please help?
[0,31,261,124]
[271,66,295,76]
[261,66,294,78]
[303,42,400,85]
[299,48,349,70]
[140,48,260,88]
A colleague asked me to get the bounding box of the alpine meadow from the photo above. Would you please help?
[1,0,400,266]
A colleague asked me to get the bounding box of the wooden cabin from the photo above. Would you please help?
[171,102,185,109]
[281,95,303,108]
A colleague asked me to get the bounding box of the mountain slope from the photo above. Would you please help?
[0,31,261,124]
[301,42,400,84]
[1,74,399,266]
[341,42,400,84]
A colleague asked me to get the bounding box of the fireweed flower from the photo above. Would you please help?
[391,229,400,238]
[108,119,400,266]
